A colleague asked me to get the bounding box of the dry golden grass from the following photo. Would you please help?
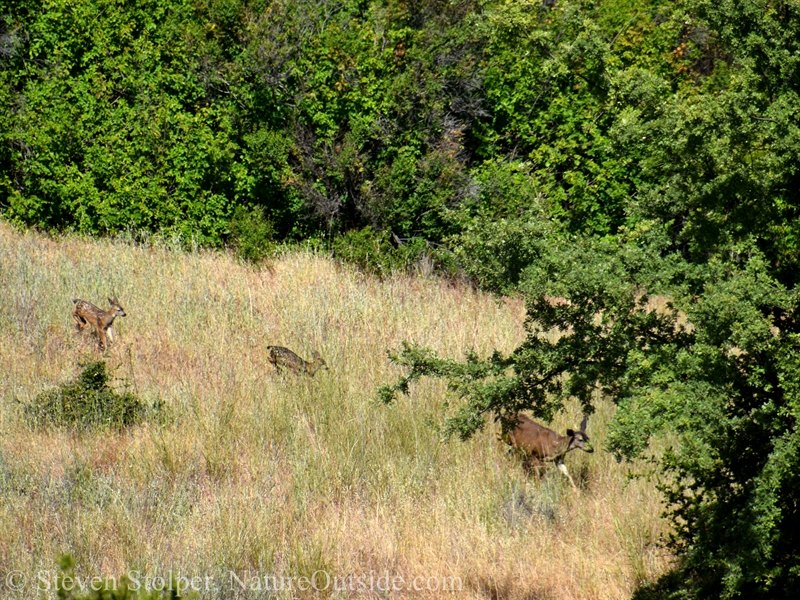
[0,222,672,599]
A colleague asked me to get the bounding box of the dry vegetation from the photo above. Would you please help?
[0,222,672,599]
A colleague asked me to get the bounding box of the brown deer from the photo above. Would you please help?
[72,296,126,350]
[498,414,593,488]
[267,346,328,376]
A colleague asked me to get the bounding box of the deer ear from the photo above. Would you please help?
[580,416,589,432]
[108,297,114,304]
[566,429,575,437]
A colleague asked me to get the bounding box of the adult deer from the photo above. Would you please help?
[267,346,328,376]
[72,296,126,350]
[499,414,593,488]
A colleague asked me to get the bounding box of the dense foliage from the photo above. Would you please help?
[2,0,701,249]
[3,0,800,597]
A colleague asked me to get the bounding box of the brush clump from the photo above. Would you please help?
[24,360,157,430]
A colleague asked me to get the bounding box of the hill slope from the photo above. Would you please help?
[0,223,669,599]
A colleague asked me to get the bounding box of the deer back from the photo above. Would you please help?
[504,414,593,462]
[507,415,572,461]
[73,297,125,329]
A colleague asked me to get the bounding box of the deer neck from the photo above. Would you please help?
[305,361,321,375]
[547,435,575,462]
[100,310,120,329]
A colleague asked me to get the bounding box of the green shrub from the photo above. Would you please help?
[332,226,417,277]
[336,225,467,279]
[229,205,277,266]
[454,217,552,295]
[24,361,155,430]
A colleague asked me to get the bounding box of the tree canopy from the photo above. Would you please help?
[2,0,713,246]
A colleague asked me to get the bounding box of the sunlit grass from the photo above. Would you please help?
[0,222,671,599]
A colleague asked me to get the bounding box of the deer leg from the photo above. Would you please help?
[93,326,108,350]
[557,461,577,489]
[526,456,546,479]
[72,313,87,331]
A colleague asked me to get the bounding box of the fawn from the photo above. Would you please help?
[267,346,328,376]
[498,414,593,488]
[72,296,126,350]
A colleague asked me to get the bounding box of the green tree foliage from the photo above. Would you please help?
[229,204,276,265]
[1,0,694,247]
[380,1,800,598]
[1,0,249,244]
[624,0,800,285]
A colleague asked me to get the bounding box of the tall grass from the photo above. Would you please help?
[0,222,671,599]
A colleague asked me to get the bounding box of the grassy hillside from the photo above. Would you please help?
[0,222,670,599]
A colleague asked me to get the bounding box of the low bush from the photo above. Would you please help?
[24,360,160,430]
[332,225,459,278]
[229,205,277,266]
